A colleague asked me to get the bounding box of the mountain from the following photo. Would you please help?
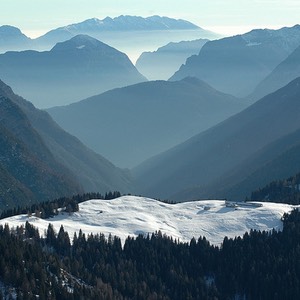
[250,44,300,101]
[36,15,201,45]
[34,16,219,63]
[0,196,295,246]
[170,25,300,97]
[135,39,209,80]
[0,93,81,209]
[48,77,246,168]
[0,80,133,205]
[0,35,146,108]
[0,25,32,53]
[63,15,200,31]
[133,77,300,200]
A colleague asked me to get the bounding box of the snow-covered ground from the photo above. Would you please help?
[0,196,298,245]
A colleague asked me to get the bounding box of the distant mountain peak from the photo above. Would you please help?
[51,34,111,52]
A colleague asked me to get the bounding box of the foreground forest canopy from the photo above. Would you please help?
[0,208,299,299]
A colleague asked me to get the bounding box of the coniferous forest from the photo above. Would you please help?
[0,208,299,299]
[251,172,300,204]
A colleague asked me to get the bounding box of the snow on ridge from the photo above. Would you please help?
[76,45,86,49]
[0,196,297,246]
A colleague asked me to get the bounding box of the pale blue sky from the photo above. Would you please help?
[2,0,300,37]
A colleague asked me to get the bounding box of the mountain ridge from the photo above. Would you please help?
[48,77,246,168]
[133,77,300,200]
[170,25,300,97]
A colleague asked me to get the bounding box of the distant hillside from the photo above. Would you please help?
[250,44,300,100]
[0,34,146,108]
[133,77,300,200]
[48,77,246,168]
[0,25,32,53]
[136,39,209,80]
[170,25,300,97]
[0,80,133,206]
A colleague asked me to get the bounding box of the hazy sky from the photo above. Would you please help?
[1,0,300,37]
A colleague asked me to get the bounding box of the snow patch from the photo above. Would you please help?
[0,196,297,246]
[76,45,86,49]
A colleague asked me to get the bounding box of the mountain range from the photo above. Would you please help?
[0,16,217,59]
[133,77,300,200]
[135,39,209,80]
[48,77,246,168]
[0,34,146,108]
[170,25,300,98]
[0,80,132,209]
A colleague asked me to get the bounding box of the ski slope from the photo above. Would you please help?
[0,196,297,245]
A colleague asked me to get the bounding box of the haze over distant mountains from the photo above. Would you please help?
[133,77,300,201]
[48,77,246,168]
[170,25,300,98]
[0,35,146,108]
[0,16,219,62]
[136,39,209,80]
[0,80,132,209]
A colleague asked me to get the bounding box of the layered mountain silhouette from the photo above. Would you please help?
[133,77,300,200]
[0,80,132,209]
[48,77,246,168]
[136,39,209,80]
[170,25,300,98]
[0,35,146,108]
[250,44,300,101]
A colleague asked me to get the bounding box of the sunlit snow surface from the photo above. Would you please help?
[0,196,298,245]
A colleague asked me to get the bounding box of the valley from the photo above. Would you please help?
[0,7,300,298]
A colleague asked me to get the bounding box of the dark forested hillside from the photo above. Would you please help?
[0,79,133,202]
[0,95,81,209]
[0,208,299,299]
[251,172,300,204]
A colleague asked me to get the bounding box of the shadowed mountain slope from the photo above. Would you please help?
[135,39,209,80]
[133,77,300,200]
[250,44,300,101]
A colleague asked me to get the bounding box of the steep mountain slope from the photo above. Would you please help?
[133,77,300,200]
[48,77,246,168]
[0,95,81,209]
[0,25,32,53]
[0,196,296,246]
[170,25,300,97]
[250,44,300,101]
[0,34,146,108]
[0,80,132,195]
[135,39,209,80]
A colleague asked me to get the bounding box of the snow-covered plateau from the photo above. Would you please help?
[0,196,298,245]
